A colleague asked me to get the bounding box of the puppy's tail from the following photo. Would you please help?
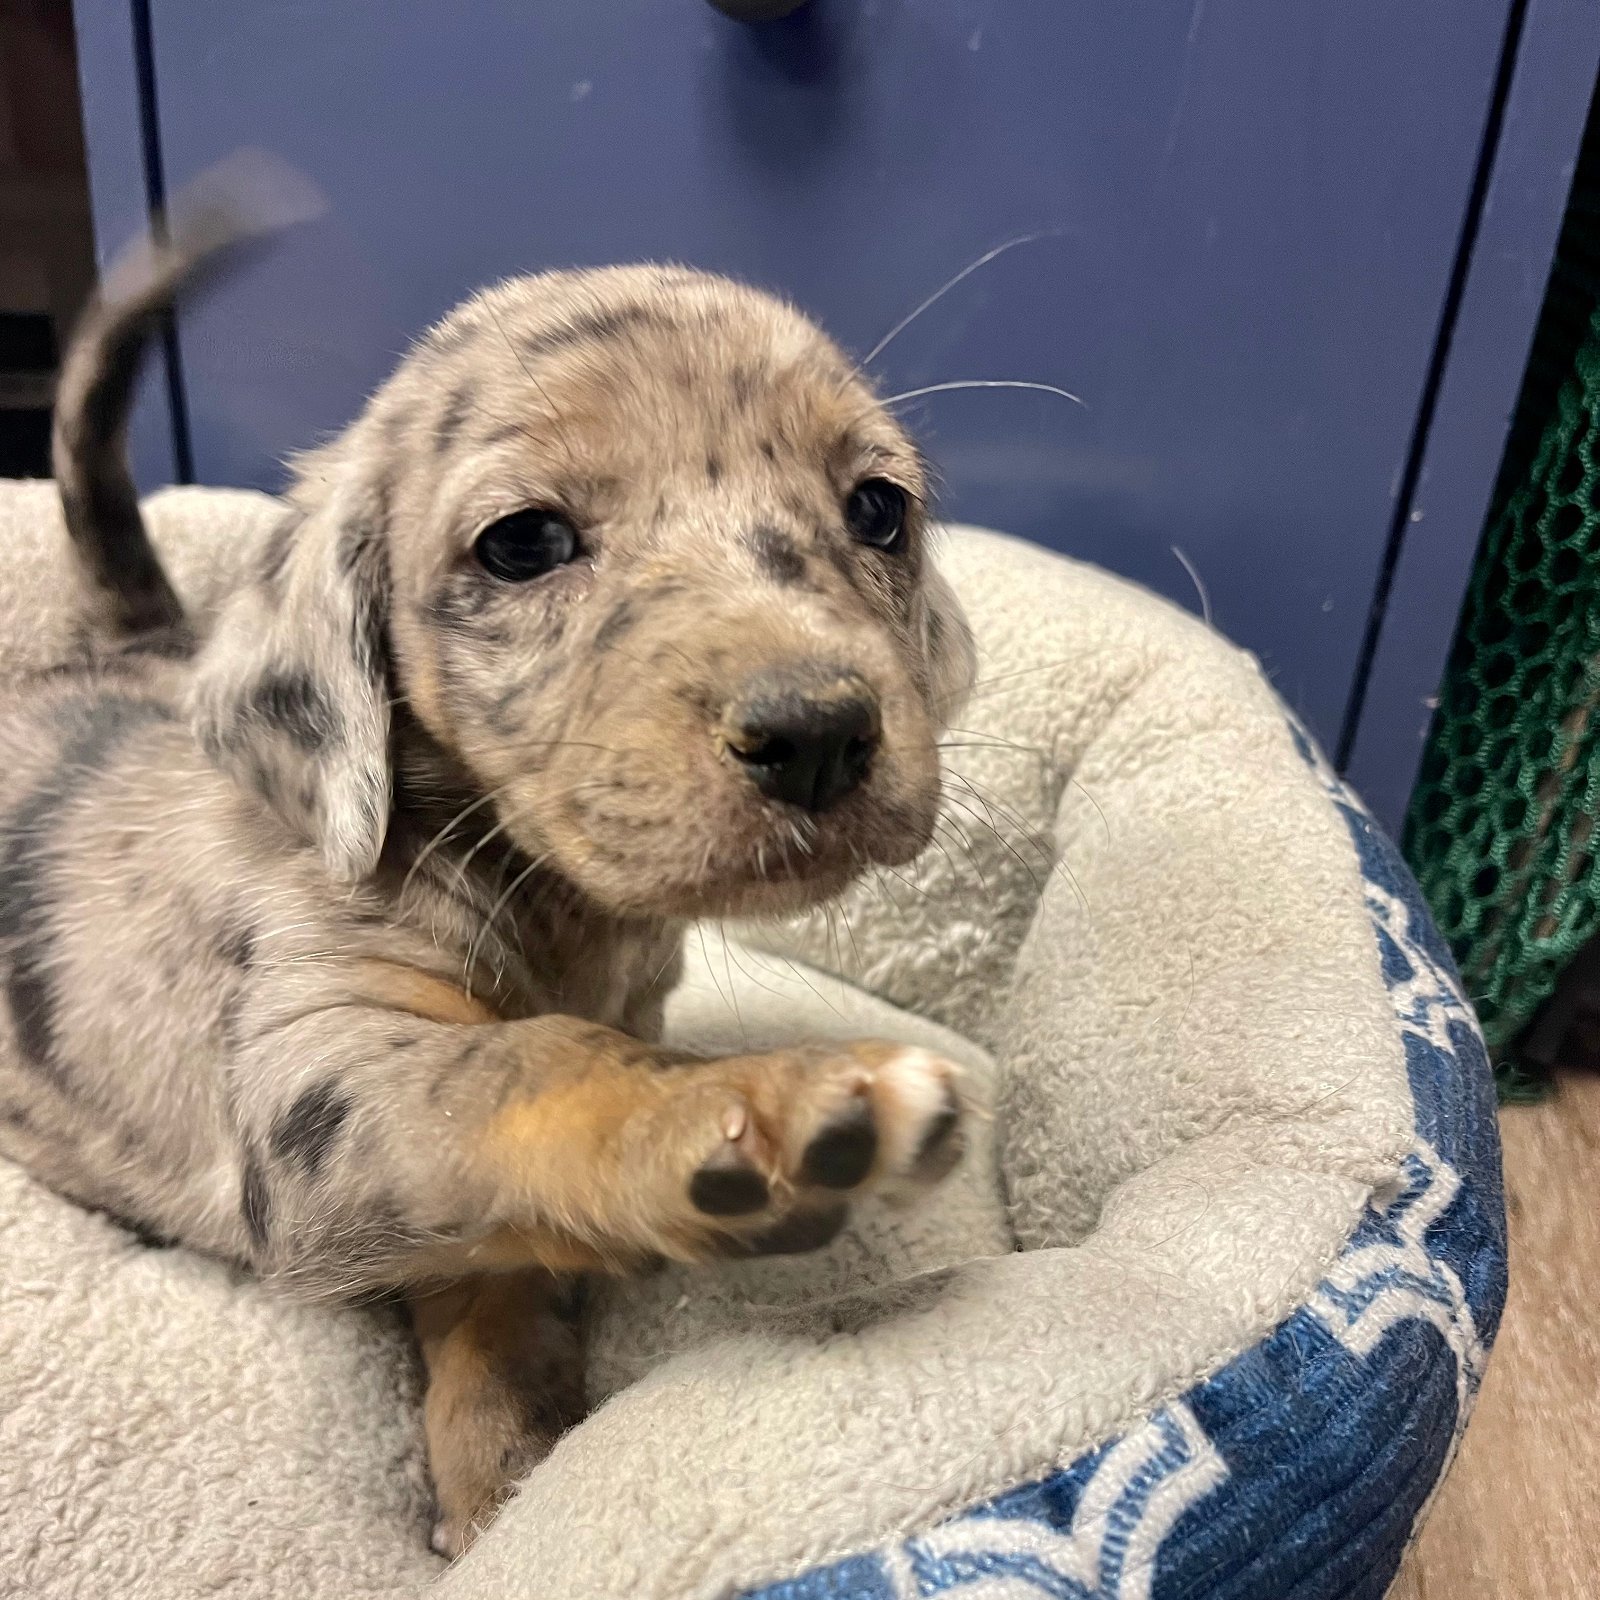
[52,149,324,639]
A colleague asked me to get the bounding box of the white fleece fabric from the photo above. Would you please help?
[0,486,1413,1600]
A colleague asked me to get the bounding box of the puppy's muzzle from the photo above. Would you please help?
[723,665,881,813]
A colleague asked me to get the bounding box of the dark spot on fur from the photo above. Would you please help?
[730,365,760,409]
[926,607,944,649]
[246,755,278,807]
[749,524,808,586]
[0,697,172,1096]
[705,452,723,485]
[260,515,299,585]
[350,578,388,685]
[423,1037,487,1106]
[388,1034,418,1051]
[594,601,636,651]
[6,945,64,1090]
[674,683,718,716]
[98,1207,176,1249]
[576,474,624,515]
[247,673,339,754]
[336,517,377,579]
[759,438,777,462]
[270,1079,353,1179]
[510,654,563,710]
[112,627,193,663]
[522,305,674,362]
[425,573,498,631]
[484,682,530,738]
[0,1098,37,1134]
[481,422,530,450]
[240,1151,272,1248]
[218,923,255,971]
[219,989,245,1056]
[434,385,474,455]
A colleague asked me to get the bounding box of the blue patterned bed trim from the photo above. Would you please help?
[742,730,1507,1600]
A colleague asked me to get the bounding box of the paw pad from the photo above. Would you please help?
[688,1145,769,1216]
[736,1202,849,1257]
[800,1096,878,1189]
[913,1084,963,1176]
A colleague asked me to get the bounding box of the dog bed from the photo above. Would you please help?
[0,482,1506,1600]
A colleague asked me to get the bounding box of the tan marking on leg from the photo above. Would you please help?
[348,959,500,1025]
[411,1270,586,1560]
[463,1027,964,1264]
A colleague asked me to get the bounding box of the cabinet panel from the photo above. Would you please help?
[1343,0,1600,831]
[81,0,1517,755]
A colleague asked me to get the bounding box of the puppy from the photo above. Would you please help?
[1,194,978,1555]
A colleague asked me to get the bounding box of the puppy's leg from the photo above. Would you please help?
[241,982,963,1550]
[462,1028,967,1266]
[239,980,962,1551]
[410,1270,585,1560]
[239,978,966,1287]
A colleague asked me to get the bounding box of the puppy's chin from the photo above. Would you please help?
[544,798,937,923]
[653,866,862,924]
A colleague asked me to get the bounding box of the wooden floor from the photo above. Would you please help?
[1391,1067,1600,1597]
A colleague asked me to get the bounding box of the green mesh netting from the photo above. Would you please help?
[1404,113,1600,1096]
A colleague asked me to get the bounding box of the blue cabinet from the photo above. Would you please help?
[72,0,1600,832]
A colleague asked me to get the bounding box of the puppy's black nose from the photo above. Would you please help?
[725,667,881,812]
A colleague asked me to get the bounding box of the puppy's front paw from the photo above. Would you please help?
[672,1041,966,1258]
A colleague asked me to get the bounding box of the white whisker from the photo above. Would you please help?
[834,892,865,973]
[880,379,1085,410]
[716,928,791,1007]
[715,923,748,1049]
[860,229,1067,369]
[1171,543,1214,628]
[933,814,990,898]
[462,849,552,998]
[396,788,501,903]
[766,949,846,1020]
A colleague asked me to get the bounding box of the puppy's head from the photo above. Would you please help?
[193,266,975,918]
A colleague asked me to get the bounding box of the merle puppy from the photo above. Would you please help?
[1,196,977,1554]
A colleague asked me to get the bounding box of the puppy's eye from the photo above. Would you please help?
[473,509,580,582]
[844,478,908,552]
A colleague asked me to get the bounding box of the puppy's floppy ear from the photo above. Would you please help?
[190,468,391,882]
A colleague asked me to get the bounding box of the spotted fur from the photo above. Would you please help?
[0,190,978,1556]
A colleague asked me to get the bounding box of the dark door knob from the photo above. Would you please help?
[707,0,811,18]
